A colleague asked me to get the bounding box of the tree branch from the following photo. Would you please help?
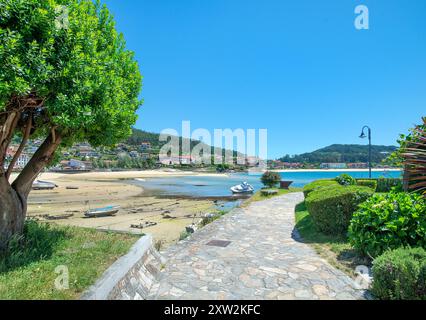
[0,112,20,168]
[6,114,32,180]
[0,95,46,116]
[12,129,62,198]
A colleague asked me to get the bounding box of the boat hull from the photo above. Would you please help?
[32,184,56,190]
[32,180,57,190]
[84,206,120,218]
[230,186,254,194]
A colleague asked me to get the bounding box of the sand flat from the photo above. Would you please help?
[18,170,223,247]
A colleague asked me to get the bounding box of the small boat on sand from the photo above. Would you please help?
[37,180,58,187]
[84,205,120,218]
[32,180,57,190]
[230,182,254,194]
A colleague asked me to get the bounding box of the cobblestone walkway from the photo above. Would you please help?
[148,193,367,300]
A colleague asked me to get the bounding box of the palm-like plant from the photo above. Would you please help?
[401,117,426,196]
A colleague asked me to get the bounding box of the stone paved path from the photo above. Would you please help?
[147,193,367,300]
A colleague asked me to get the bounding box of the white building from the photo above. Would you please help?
[14,153,30,169]
[320,163,347,169]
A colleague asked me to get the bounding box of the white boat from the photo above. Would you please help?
[32,180,57,190]
[230,182,254,194]
[37,180,58,187]
[84,205,120,218]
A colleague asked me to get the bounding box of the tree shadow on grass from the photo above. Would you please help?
[0,221,68,273]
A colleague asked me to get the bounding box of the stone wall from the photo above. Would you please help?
[81,234,164,300]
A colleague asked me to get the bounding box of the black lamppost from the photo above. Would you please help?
[359,125,372,178]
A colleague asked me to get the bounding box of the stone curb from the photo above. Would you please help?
[81,234,163,300]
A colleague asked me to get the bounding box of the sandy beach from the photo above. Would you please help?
[14,170,227,247]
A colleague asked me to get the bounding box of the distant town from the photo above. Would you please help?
[4,129,400,173]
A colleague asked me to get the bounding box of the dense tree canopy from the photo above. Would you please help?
[0,0,142,248]
[261,171,281,188]
[0,0,142,147]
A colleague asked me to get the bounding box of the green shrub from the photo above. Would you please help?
[303,180,339,198]
[372,247,426,300]
[305,185,374,236]
[376,178,403,193]
[200,211,226,227]
[260,171,282,188]
[335,174,356,186]
[179,230,191,241]
[349,192,426,257]
[356,179,378,191]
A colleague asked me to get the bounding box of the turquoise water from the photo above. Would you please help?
[133,170,401,199]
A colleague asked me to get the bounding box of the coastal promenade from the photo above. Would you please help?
[147,193,367,300]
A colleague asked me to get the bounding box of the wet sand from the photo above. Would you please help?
[16,170,227,247]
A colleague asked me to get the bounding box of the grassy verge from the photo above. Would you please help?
[179,209,229,241]
[294,202,370,277]
[0,221,139,300]
[242,187,303,207]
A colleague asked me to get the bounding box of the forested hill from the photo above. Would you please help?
[278,144,398,164]
[126,128,241,156]
[126,128,215,151]
[126,128,165,147]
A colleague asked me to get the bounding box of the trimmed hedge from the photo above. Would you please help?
[353,178,401,192]
[356,179,378,191]
[349,192,426,257]
[303,180,339,198]
[305,185,374,236]
[376,178,403,193]
[372,247,426,300]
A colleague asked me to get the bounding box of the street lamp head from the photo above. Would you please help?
[359,125,370,139]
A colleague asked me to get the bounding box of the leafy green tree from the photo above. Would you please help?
[0,0,142,248]
[261,171,282,188]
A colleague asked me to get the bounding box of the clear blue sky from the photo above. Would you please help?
[102,0,425,159]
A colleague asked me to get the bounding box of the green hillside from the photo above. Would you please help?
[278,144,397,164]
[126,128,241,157]
[126,128,201,151]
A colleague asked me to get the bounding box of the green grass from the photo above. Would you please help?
[199,210,227,227]
[294,202,370,277]
[0,221,139,300]
[179,230,191,241]
[242,187,303,207]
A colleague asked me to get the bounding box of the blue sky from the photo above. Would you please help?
[102,0,425,159]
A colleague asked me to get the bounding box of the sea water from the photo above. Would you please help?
[133,170,401,199]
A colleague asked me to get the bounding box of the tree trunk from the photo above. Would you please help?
[0,131,62,250]
[0,174,26,251]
